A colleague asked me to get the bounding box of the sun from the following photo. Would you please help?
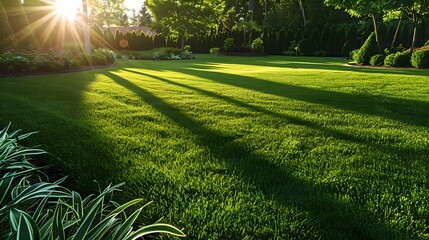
[54,0,80,21]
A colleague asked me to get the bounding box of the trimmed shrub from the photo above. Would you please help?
[349,49,359,60]
[250,37,264,53]
[384,50,412,67]
[94,48,117,64]
[224,37,234,52]
[411,48,429,68]
[370,54,386,66]
[91,52,108,65]
[297,38,318,56]
[355,32,378,65]
[210,47,219,55]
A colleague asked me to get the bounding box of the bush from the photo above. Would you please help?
[0,124,185,239]
[297,38,318,56]
[94,48,117,64]
[91,52,108,65]
[349,49,359,60]
[180,50,195,59]
[250,37,264,53]
[370,54,386,66]
[411,49,429,68]
[224,38,234,52]
[210,47,219,55]
[355,32,378,65]
[384,50,411,67]
[183,45,191,51]
[0,56,30,73]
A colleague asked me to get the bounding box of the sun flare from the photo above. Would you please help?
[54,0,80,20]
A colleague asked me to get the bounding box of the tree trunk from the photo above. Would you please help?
[82,0,91,55]
[391,16,402,49]
[297,0,306,27]
[371,13,381,53]
[181,35,185,49]
[411,23,417,52]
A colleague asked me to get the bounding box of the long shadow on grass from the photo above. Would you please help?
[168,66,429,129]
[105,71,405,239]
[122,69,424,158]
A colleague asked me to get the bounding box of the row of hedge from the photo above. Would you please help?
[351,32,429,68]
[0,48,117,75]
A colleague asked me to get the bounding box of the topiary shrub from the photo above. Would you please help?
[224,38,234,52]
[210,47,219,55]
[297,38,318,56]
[349,49,359,60]
[94,48,117,64]
[411,49,429,68]
[384,50,411,67]
[250,37,264,53]
[355,32,378,65]
[370,54,386,66]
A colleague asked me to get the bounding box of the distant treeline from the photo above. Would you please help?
[92,20,429,56]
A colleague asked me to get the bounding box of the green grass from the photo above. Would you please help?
[1,55,429,239]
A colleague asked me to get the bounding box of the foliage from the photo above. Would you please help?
[224,37,234,52]
[355,32,378,64]
[210,47,220,55]
[152,47,193,60]
[297,38,318,56]
[146,0,222,46]
[250,37,264,53]
[411,47,429,68]
[0,1,15,52]
[0,124,185,239]
[88,0,127,27]
[1,0,37,48]
[183,45,192,51]
[424,39,429,46]
[94,48,117,64]
[349,49,359,60]
[369,54,386,66]
[384,50,412,67]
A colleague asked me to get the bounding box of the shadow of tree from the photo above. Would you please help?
[164,65,429,129]
[105,70,405,239]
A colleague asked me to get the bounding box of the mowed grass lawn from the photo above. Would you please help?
[1,55,429,239]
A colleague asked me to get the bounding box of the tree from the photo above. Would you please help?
[398,0,429,50]
[324,0,394,53]
[23,0,54,48]
[0,1,15,52]
[87,0,127,27]
[147,0,223,48]
[120,13,129,27]
[139,2,152,27]
[1,0,37,48]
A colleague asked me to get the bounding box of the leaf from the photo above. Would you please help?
[13,208,40,240]
[124,223,186,239]
[111,207,143,240]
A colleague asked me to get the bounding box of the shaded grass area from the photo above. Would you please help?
[1,55,429,239]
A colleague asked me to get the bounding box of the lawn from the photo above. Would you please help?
[1,55,428,239]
